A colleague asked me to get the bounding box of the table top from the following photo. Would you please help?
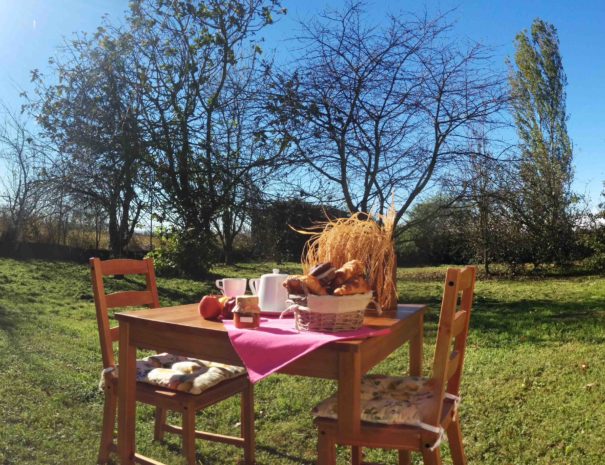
[116,303,425,333]
[115,303,426,371]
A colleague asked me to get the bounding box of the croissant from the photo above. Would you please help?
[302,275,328,295]
[333,260,365,286]
[333,276,371,296]
[283,274,328,296]
[283,275,306,295]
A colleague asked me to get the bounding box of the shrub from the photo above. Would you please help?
[580,230,605,272]
[146,228,217,278]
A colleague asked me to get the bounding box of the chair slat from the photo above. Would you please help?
[106,290,154,309]
[458,267,474,290]
[100,259,149,276]
[447,350,460,380]
[452,310,467,337]
[109,326,120,342]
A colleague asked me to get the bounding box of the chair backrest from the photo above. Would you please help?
[425,266,477,427]
[90,257,160,370]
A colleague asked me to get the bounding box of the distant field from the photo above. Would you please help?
[0,258,604,464]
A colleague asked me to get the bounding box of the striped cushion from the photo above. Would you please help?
[312,375,436,425]
[101,353,245,395]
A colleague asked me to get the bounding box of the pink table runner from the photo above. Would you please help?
[223,317,390,383]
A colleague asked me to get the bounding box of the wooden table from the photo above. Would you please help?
[115,303,426,464]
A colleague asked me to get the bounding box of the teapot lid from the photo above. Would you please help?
[262,268,288,278]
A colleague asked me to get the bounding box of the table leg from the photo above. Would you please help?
[409,312,424,376]
[338,350,361,439]
[118,321,137,465]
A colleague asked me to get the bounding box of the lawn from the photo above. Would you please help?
[0,258,604,464]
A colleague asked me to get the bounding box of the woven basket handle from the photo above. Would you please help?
[369,297,383,315]
[279,301,310,319]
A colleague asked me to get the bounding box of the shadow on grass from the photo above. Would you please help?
[257,444,316,465]
[399,263,603,283]
[467,296,605,346]
[156,439,315,465]
[155,284,202,305]
[0,303,19,333]
[115,276,200,305]
[414,292,605,348]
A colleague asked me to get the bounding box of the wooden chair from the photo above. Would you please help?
[314,266,477,465]
[90,257,255,465]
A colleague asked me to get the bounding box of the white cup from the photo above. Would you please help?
[215,278,247,297]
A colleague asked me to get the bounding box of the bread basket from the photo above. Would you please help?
[281,292,375,332]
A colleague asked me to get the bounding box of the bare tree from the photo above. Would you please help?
[0,107,48,243]
[268,3,508,236]
[210,52,296,263]
[464,129,515,274]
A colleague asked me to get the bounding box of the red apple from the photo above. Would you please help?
[221,297,236,320]
[198,295,222,320]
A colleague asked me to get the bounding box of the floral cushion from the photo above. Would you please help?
[100,353,246,395]
[312,375,436,425]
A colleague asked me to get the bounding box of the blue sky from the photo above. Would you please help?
[1,0,603,207]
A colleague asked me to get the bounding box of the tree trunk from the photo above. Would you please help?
[62,214,69,245]
[223,244,234,265]
[108,204,123,258]
[95,211,101,250]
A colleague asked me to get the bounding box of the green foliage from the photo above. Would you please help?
[396,197,475,266]
[394,194,536,272]
[250,199,347,263]
[579,188,605,271]
[127,0,287,262]
[146,228,217,278]
[586,241,605,272]
[144,230,181,276]
[31,26,145,257]
[1,258,605,464]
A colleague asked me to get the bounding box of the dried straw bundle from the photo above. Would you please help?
[300,212,398,311]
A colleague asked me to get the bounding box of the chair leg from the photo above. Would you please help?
[399,449,412,465]
[181,407,197,465]
[317,428,336,465]
[446,417,466,465]
[153,407,167,441]
[421,447,442,465]
[98,387,117,464]
[241,382,255,464]
[352,445,363,465]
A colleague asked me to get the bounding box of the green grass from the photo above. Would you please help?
[0,258,604,464]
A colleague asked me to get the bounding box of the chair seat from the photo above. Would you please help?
[101,352,246,395]
[313,375,438,426]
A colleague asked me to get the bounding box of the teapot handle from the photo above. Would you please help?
[249,278,259,295]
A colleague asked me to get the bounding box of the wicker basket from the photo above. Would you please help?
[283,292,374,332]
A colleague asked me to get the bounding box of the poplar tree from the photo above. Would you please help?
[508,18,575,264]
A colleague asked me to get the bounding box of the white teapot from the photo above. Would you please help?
[249,269,289,313]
